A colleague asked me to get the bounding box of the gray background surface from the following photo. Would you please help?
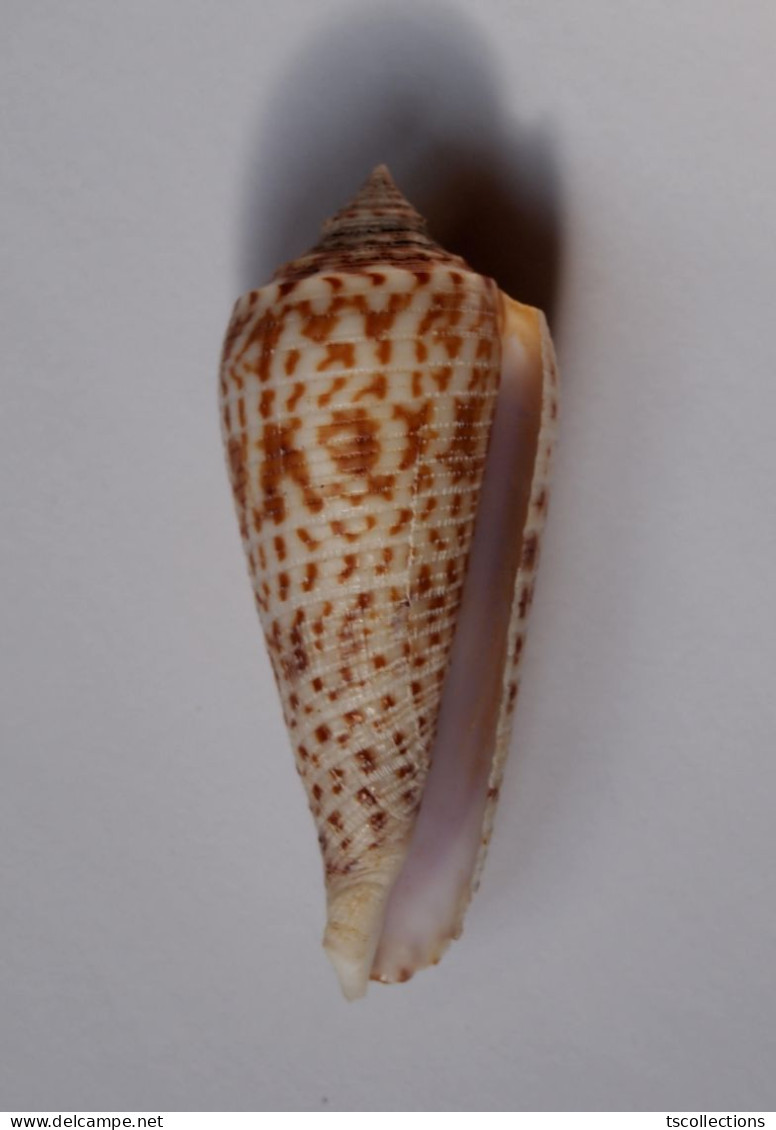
[2,0,775,1112]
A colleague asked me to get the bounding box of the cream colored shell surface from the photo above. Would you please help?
[220,265,503,905]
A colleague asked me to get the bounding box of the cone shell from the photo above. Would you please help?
[220,167,558,998]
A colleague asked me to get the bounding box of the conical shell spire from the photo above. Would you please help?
[318,164,431,247]
[273,165,466,282]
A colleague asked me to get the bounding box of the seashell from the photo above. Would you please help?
[219,166,559,999]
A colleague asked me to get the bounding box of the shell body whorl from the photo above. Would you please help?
[220,167,558,998]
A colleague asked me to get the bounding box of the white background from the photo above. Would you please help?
[2,0,775,1112]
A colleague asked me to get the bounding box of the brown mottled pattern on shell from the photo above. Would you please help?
[220,265,502,898]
